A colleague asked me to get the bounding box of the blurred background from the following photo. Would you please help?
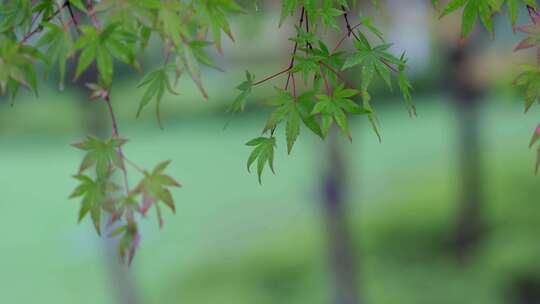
[2,1,540,304]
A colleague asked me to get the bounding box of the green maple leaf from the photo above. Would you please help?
[36,22,75,90]
[279,0,299,26]
[199,0,244,52]
[74,22,138,86]
[72,136,127,179]
[314,3,343,31]
[440,0,500,37]
[0,0,32,34]
[246,137,276,184]
[507,0,537,27]
[397,53,416,116]
[514,64,540,113]
[312,85,370,140]
[69,175,113,236]
[176,40,210,100]
[342,36,404,91]
[514,19,540,52]
[136,64,178,128]
[228,70,254,114]
[134,160,180,228]
[341,34,411,140]
[263,89,322,154]
[0,39,43,100]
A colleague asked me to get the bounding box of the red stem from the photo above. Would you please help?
[322,68,331,96]
[252,7,305,88]
[285,7,305,90]
[331,23,362,53]
[86,0,101,29]
[253,67,292,86]
[104,95,131,197]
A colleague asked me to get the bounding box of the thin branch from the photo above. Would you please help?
[55,0,68,30]
[66,2,78,26]
[19,2,65,45]
[18,0,83,45]
[285,7,305,90]
[321,67,331,96]
[104,95,130,195]
[331,23,362,53]
[29,9,43,30]
[122,155,146,175]
[342,6,360,41]
[164,40,172,65]
[381,59,399,73]
[252,7,305,88]
[252,67,292,86]
[86,0,101,29]
[104,95,120,137]
[19,25,44,45]
[305,9,312,50]
[66,1,82,35]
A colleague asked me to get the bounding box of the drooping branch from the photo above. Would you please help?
[103,95,129,187]
[284,7,305,90]
[252,67,292,86]
[251,7,305,89]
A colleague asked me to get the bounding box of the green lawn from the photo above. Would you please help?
[1,92,540,304]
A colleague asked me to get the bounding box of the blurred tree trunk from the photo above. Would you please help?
[446,43,485,260]
[321,132,360,304]
[75,66,142,304]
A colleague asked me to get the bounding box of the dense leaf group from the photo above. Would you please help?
[3,0,540,263]
[232,0,413,182]
[0,0,242,263]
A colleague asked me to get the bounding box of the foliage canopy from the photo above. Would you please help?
[1,0,539,263]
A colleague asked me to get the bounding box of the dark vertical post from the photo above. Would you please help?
[446,43,485,260]
[321,132,360,304]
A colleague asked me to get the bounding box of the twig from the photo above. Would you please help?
[20,25,44,45]
[381,59,399,73]
[252,67,292,86]
[331,23,362,53]
[251,7,305,88]
[285,7,305,90]
[86,0,101,29]
[104,95,130,194]
[321,67,331,95]
[18,0,84,45]
[342,5,361,41]
[66,1,82,35]
[122,155,146,175]
[19,2,67,45]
